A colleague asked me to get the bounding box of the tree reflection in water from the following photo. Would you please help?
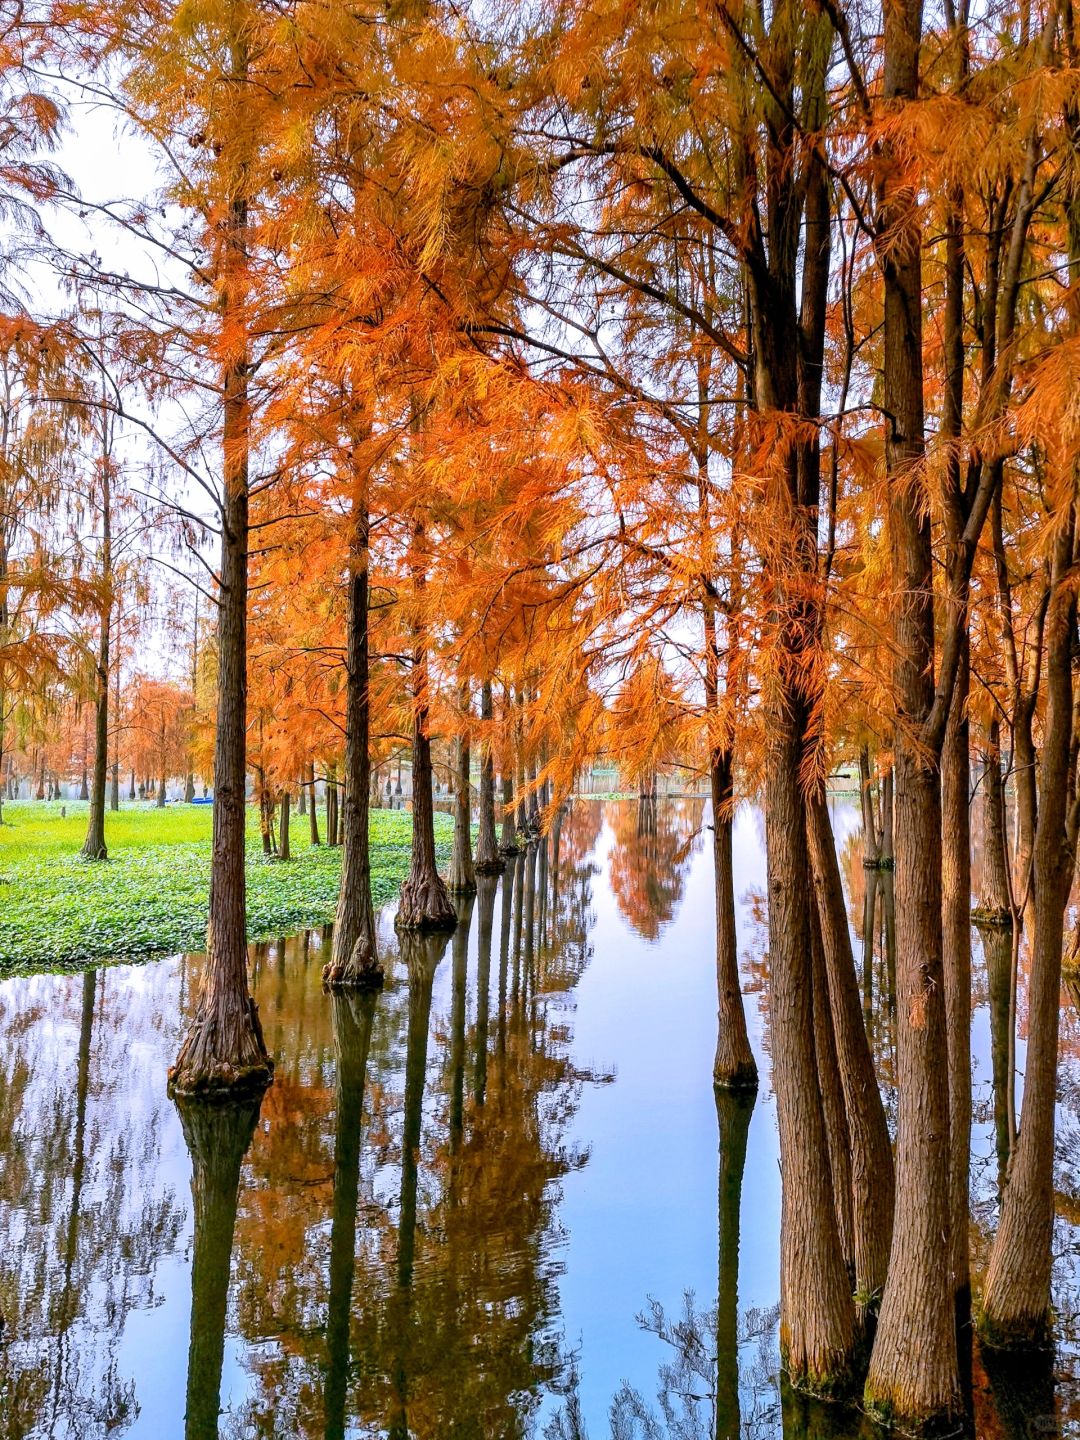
[12,797,1075,1436]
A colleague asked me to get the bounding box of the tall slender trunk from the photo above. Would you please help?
[475,679,504,873]
[979,718,1012,917]
[859,746,880,863]
[81,470,111,859]
[942,638,972,1320]
[810,891,855,1282]
[171,51,270,1096]
[277,791,290,861]
[499,771,518,855]
[308,761,320,846]
[326,764,339,847]
[396,600,456,933]
[711,749,756,1089]
[865,0,958,1412]
[807,790,894,1329]
[327,491,381,987]
[448,686,476,895]
[982,509,1078,1347]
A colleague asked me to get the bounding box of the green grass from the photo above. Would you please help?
[0,800,453,975]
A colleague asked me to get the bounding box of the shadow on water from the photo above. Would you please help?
[2,797,1080,1436]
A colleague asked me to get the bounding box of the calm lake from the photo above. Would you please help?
[2,796,1079,1437]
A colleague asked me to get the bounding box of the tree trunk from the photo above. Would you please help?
[327,764,339,847]
[277,791,290,861]
[396,660,456,932]
[81,504,111,860]
[864,0,960,1419]
[499,771,519,854]
[327,506,382,988]
[807,790,895,1331]
[859,745,880,864]
[308,761,320,846]
[475,680,504,873]
[810,889,855,1283]
[176,1094,263,1440]
[447,691,477,895]
[981,513,1077,1347]
[297,778,306,817]
[170,70,271,1098]
[979,718,1012,918]
[711,749,756,1089]
[942,638,972,1322]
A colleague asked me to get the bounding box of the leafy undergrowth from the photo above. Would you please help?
[0,801,452,975]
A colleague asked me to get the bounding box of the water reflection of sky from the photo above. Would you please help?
[0,795,1073,1438]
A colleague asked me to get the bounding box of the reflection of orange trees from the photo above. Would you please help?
[0,969,186,1438]
[606,797,705,941]
[223,861,598,1436]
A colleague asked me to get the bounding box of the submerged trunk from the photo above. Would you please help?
[982,514,1077,1347]
[499,771,519,854]
[711,749,756,1089]
[979,718,1012,918]
[942,639,972,1320]
[396,655,456,933]
[327,506,381,989]
[859,746,880,864]
[810,891,855,1283]
[475,680,504,873]
[807,790,894,1329]
[447,696,477,895]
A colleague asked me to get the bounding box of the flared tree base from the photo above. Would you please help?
[447,875,478,897]
[79,842,108,862]
[475,854,507,874]
[396,868,458,933]
[498,841,521,856]
[323,938,384,990]
[978,1306,1053,1352]
[713,1056,759,1091]
[169,995,274,1101]
[972,906,1013,931]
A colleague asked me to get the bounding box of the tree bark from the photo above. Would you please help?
[982,510,1077,1347]
[978,718,1012,918]
[81,473,111,860]
[810,888,855,1283]
[499,770,519,855]
[447,690,477,895]
[864,0,960,1418]
[327,499,382,988]
[711,749,757,1089]
[170,55,271,1098]
[475,679,504,873]
[396,649,456,932]
[807,790,894,1329]
[942,638,972,1321]
[308,761,320,846]
[277,791,290,861]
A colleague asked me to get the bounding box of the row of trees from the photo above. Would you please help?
[1,0,1078,1430]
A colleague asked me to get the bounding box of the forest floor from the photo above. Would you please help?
[0,801,452,974]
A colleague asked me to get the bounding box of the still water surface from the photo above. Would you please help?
[1,797,1079,1437]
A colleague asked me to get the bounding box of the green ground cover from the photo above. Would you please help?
[0,801,452,974]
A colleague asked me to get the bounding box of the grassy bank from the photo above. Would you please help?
[0,800,452,975]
